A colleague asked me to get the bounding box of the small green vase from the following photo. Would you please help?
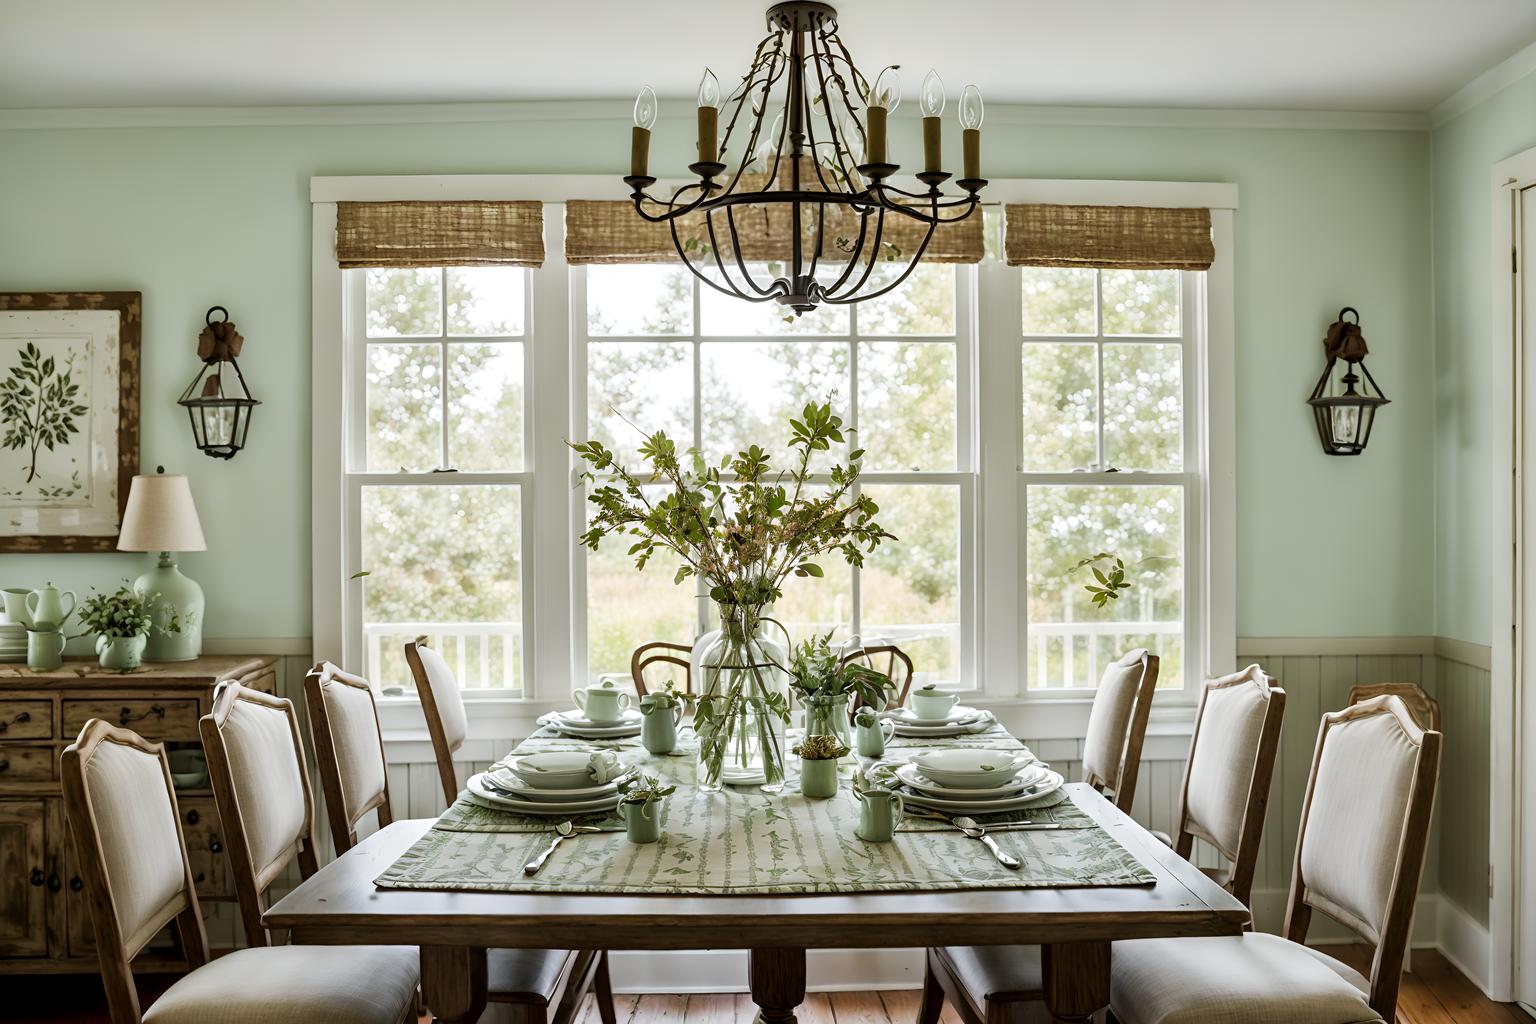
[799,758,840,799]
[97,634,147,671]
[621,800,663,843]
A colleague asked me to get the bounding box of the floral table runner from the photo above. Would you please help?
[373,721,1156,896]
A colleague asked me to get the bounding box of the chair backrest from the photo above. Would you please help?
[1284,695,1441,1022]
[404,636,470,806]
[61,720,209,1024]
[304,661,394,856]
[838,644,915,715]
[631,640,693,697]
[200,682,320,947]
[1173,665,1286,906]
[1081,649,1159,811]
[1348,682,1441,733]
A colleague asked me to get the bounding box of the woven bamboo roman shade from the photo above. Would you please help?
[1004,204,1214,271]
[567,164,983,265]
[335,201,545,268]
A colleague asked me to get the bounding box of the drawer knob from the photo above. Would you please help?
[30,868,44,887]
[0,710,30,733]
[185,809,200,825]
[118,704,166,726]
[69,876,83,892]
[209,839,223,854]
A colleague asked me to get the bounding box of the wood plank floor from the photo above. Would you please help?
[4,948,1526,1024]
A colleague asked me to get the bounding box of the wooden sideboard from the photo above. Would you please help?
[0,655,277,974]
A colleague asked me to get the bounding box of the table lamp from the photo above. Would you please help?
[117,467,207,661]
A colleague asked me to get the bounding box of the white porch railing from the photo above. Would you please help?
[365,621,521,692]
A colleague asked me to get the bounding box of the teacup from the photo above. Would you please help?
[908,687,959,720]
[574,683,633,724]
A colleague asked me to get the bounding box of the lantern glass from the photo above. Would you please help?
[178,359,259,459]
[1307,360,1388,456]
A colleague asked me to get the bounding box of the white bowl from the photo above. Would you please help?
[507,751,618,790]
[910,749,1031,789]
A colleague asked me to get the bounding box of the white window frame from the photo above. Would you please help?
[311,175,1236,744]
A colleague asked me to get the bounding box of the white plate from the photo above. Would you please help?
[551,708,643,728]
[895,763,1047,799]
[537,712,643,738]
[467,772,623,815]
[888,705,982,727]
[891,713,996,738]
[484,765,630,802]
[899,770,1065,814]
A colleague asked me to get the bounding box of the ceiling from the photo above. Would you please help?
[3,0,1535,113]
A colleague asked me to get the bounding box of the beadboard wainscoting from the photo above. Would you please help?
[201,641,1493,993]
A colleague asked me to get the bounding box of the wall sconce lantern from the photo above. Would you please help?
[1307,306,1388,456]
[178,306,259,460]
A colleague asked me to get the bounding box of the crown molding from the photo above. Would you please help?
[0,97,1427,133]
[1431,37,1536,127]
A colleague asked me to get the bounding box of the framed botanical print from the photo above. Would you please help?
[0,292,140,552]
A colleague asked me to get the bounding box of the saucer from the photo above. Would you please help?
[538,711,643,738]
[552,708,643,728]
[890,711,996,738]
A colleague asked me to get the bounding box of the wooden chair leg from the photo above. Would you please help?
[593,950,618,1024]
[918,955,949,1024]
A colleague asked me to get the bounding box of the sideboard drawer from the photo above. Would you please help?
[0,745,56,783]
[0,701,53,740]
[62,699,201,743]
[178,799,229,899]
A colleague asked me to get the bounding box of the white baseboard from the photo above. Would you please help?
[1437,896,1494,996]
[607,948,925,994]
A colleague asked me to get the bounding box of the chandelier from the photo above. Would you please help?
[624,1,986,314]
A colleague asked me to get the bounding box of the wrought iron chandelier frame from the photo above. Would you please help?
[623,1,986,313]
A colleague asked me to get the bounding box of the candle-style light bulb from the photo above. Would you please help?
[630,85,657,179]
[920,69,946,118]
[695,68,722,168]
[697,68,722,110]
[919,69,945,174]
[959,84,984,182]
[866,66,900,167]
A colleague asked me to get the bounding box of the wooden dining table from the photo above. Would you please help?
[265,781,1247,1024]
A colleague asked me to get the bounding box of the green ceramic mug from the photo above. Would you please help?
[799,758,840,799]
[620,799,663,844]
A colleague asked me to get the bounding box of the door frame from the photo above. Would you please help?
[1491,146,1536,1007]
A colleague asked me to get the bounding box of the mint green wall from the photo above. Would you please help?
[1431,78,1536,646]
[0,109,1434,642]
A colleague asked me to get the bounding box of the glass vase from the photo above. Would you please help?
[694,604,790,793]
[802,693,855,774]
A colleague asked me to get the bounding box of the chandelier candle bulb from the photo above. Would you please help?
[632,85,657,178]
[920,69,946,174]
[866,104,888,166]
[960,84,984,181]
[923,117,942,174]
[962,128,980,181]
[696,68,721,166]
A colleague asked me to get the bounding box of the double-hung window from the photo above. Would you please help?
[573,260,975,691]
[341,265,533,694]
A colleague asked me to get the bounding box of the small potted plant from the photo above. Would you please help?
[792,733,849,799]
[75,583,175,671]
[788,632,893,756]
[617,773,675,844]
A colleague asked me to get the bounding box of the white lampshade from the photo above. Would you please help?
[117,472,207,552]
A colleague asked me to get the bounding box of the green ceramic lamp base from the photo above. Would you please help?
[134,553,203,662]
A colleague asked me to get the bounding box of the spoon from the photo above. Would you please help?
[952,816,1022,869]
[523,821,586,875]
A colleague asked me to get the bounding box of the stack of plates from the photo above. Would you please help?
[0,622,25,664]
[466,752,633,816]
[886,705,995,738]
[893,749,1064,815]
[538,707,643,739]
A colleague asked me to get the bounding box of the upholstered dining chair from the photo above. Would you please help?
[1107,695,1441,1024]
[61,718,419,1024]
[404,636,472,805]
[918,659,1274,1024]
[1082,648,1159,812]
[304,664,621,1024]
[630,640,694,697]
[837,643,915,716]
[1349,681,1440,733]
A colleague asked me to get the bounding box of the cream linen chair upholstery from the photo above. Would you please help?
[1108,695,1441,1024]
[389,652,621,1024]
[61,718,418,1024]
[919,659,1275,1024]
[304,662,394,854]
[1081,648,1159,811]
[1167,665,1286,907]
[404,636,472,804]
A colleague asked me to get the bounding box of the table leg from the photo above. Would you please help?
[1041,940,1110,1024]
[421,945,489,1024]
[749,947,807,1024]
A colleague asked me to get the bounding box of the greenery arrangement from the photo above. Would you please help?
[570,399,895,791]
[786,632,893,711]
[74,584,173,639]
[792,734,850,762]
[1068,552,1172,608]
[617,773,676,819]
